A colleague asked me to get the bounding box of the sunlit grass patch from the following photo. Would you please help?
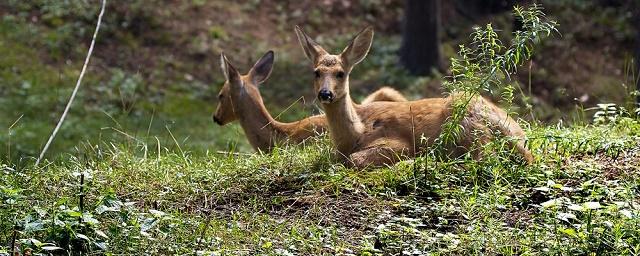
[1,120,639,255]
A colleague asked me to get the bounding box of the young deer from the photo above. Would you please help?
[213,50,407,152]
[294,26,534,168]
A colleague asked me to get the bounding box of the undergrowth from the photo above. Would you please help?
[434,4,558,155]
[1,118,639,255]
[2,3,640,256]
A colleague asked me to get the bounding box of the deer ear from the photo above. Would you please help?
[220,52,241,86]
[249,50,274,85]
[220,52,229,81]
[295,25,328,64]
[340,26,374,70]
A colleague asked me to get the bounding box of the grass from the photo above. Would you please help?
[0,15,253,162]
[0,3,414,162]
[1,118,639,255]
[1,0,635,163]
[2,1,639,255]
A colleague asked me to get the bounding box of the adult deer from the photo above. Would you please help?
[213,50,407,152]
[294,26,533,168]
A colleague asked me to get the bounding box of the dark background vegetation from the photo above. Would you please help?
[0,0,638,162]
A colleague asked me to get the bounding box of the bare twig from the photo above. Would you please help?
[79,171,85,214]
[165,125,184,157]
[215,151,252,156]
[35,0,107,166]
[262,96,306,130]
[7,114,23,162]
[10,226,18,256]
[196,208,213,251]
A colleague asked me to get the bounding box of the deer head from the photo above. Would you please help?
[295,26,374,105]
[212,51,274,125]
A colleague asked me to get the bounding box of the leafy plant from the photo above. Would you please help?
[591,103,640,125]
[592,103,621,124]
[433,4,558,155]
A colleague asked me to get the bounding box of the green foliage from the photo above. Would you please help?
[1,1,639,254]
[591,103,640,125]
[365,120,640,255]
[435,4,558,152]
[2,120,640,254]
[0,4,249,162]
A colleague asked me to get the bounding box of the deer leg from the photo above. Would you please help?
[349,140,411,169]
[461,109,534,164]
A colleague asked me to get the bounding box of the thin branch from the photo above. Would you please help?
[35,0,107,166]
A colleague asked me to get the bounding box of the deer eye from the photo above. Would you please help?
[218,94,224,99]
[314,70,321,78]
[336,71,345,79]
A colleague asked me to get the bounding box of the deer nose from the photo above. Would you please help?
[213,116,222,125]
[318,89,334,102]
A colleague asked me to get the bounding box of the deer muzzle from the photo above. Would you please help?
[318,88,334,103]
[213,115,222,125]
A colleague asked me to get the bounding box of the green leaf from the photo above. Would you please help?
[65,210,82,217]
[560,228,578,237]
[42,246,63,251]
[34,206,48,217]
[141,218,158,232]
[96,204,119,214]
[541,198,560,208]
[82,213,100,225]
[149,209,166,217]
[583,202,602,210]
[95,230,109,239]
[94,241,108,250]
[76,233,90,241]
[54,219,65,227]
[556,212,576,222]
[29,238,43,247]
[619,210,633,219]
[567,204,584,211]
[533,186,549,192]
[24,220,44,232]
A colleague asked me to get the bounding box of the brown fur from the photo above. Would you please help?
[361,86,407,103]
[212,51,408,152]
[295,26,534,168]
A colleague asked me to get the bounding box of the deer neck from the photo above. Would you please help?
[235,96,285,151]
[322,93,364,155]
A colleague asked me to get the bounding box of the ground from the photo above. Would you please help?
[1,1,639,255]
[1,120,639,255]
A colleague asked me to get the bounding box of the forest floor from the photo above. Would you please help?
[1,1,640,255]
[1,120,640,254]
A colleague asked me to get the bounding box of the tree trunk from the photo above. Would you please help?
[635,3,640,105]
[399,0,441,76]
[633,43,640,105]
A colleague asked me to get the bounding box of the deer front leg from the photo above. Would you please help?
[348,139,411,169]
